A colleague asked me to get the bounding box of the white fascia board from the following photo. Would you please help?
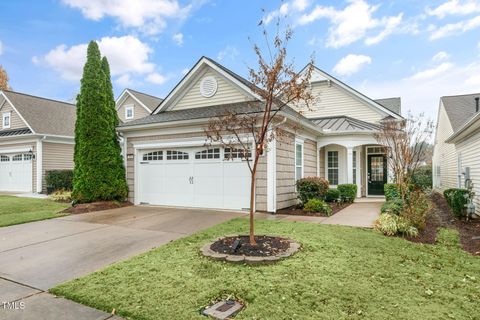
[116,89,152,114]
[0,91,36,133]
[155,57,261,113]
[0,146,33,153]
[132,134,253,150]
[446,112,480,144]
[117,118,209,134]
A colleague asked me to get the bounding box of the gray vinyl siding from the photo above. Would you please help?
[0,99,28,131]
[42,142,74,192]
[455,130,480,215]
[117,95,152,123]
[304,139,317,177]
[172,69,253,110]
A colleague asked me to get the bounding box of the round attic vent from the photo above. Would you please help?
[200,76,218,98]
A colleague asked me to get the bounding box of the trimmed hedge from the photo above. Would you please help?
[443,188,471,218]
[384,184,400,201]
[296,177,329,204]
[381,198,404,216]
[325,189,340,202]
[303,198,332,216]
[337,184,357,203]
[45,170,73,193]
[412,166,432,191]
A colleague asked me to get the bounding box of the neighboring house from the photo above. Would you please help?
[116,88,163,123]
[116,56,402,212]
[433,93,480,215]
[0,90,76,193]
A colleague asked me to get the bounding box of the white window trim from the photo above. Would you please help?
[125,105,134,120]
[295,139,304,182]
[2,112,11,129]
[326,150,339,186]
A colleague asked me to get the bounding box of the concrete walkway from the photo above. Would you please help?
[255,200,383,228]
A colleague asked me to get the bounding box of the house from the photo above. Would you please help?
[433,93,480,215]
[0,90,76,193]
[116,88,163,123]
[116,56,403,212]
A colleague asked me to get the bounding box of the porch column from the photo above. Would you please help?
[356,148,361,197]
[346,146,353,184]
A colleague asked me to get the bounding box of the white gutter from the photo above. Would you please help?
[446,112,480,143]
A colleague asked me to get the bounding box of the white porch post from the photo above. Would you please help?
[346,147,353,184]
[356,148,361,197]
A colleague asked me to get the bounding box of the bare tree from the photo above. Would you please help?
[0,65,11,91]
[374,112,434,200]
[205,23,314,245]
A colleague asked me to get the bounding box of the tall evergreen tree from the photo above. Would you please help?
[73,41,128,202]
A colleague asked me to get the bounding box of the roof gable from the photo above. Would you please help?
[116,89,162,113]
[153,57,260,114]
[441,93,480,132]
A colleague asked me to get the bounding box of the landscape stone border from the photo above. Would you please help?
[200,235,301,265]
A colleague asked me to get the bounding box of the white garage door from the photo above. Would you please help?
[138,147,251,211]
[0,153,33,192]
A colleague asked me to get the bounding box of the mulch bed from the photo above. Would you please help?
[210,235,291,257]
[276,202,351,217]
[62,201,133,214]
[407,192,480,255]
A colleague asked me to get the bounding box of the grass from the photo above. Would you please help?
[50,219,480,320]
[0,195,69,227]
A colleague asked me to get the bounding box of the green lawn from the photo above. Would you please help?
[0,195,69,227]
[51,219,479,320]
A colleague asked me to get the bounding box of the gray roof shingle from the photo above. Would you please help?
[375,98,401,115]
[441,93,480,132]
[310,116,380,133]
[127,89,163,111]
[2,90,76,136]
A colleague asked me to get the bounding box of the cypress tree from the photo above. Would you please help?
[73,41,128,202]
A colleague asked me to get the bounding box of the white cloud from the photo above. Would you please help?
[426,0,480,18]
[217,46,239,61]
[333,54,372,76]
[409,62,454,81]
[172,33,184,46]
[432,51,450,62]
[181,67,190,75]
[359,61,480,118]
[263,0,310,24]
[61,0,192,35]
[31,56,39,64]
[115,74,134,87]
[430,15,480,39]
[146,72,167,84]
[298,0,409,48]
[41,36,155,81]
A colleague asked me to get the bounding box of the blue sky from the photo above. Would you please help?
[0,0,479,118]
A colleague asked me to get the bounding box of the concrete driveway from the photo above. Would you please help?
[0,206,244,319]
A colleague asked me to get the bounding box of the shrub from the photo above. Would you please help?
[384,184,400,201]
[381,198,404,215]
[45,170,73,193]
[400,191,432,230]
[337,184,357,203]
[374,214,418,237]
[303,198,332,216]
[411,166,432,191]
[325,189,340,202]
[296,177,329,204]
[48,189,72,203]
[443,188,471,218]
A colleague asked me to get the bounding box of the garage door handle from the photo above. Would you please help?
[188,176,194,184]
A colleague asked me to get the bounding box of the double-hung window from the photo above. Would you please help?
[2,112,11,129]
[295,140,304,181]
[327,151,339,185]
[125,105,134,120]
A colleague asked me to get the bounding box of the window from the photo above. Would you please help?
[12,154,23,161]
[143,151,163,161]
[224,147,251,160]
[0,155,9,162]
[2,112,11,129]
[24,153,33,161]
[166,150,189,160]
[295,141,304,181]
[352,151,357,183]
[327,151,339,185]
[125,105,134,120]
[195,148,220,159]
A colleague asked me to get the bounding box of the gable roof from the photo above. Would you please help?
[303,65,403,119]
[374,98,401,115]
[152,56,261,113]
[116,88,163,113]
[441,93,480,132]
[310,116,380,133]
[1,90,76,137]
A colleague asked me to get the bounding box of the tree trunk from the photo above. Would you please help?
[249,158,259,245]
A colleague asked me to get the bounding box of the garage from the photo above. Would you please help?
[137,147,251,211]
[0,153,33,192]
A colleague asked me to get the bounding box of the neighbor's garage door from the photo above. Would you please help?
[138,147,250,210]
[0,153,33,192]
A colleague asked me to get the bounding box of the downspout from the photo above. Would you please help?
[36,136,46,194]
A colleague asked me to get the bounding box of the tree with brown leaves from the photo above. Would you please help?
[205,22,314,245]
[374,112,434,201]
[0,65,11,91]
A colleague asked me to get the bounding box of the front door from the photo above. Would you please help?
[367,154,387,196]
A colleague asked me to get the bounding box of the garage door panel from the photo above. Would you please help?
[223,161,251,210]
[0,153,32,192]
[163,162,192,207]
[138,163,165,205]
[193,161,223,208]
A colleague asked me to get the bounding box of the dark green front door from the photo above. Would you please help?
[367,155,387,196]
